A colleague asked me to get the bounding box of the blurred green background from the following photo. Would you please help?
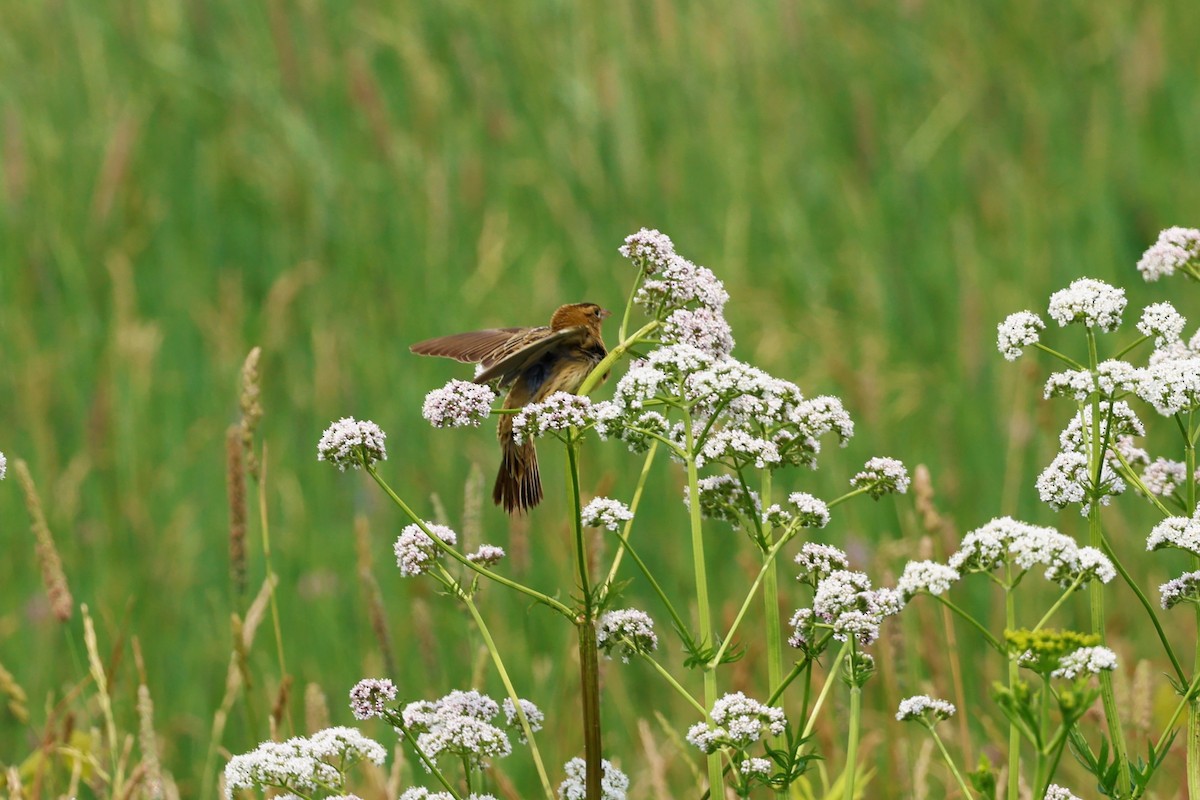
[3,0,1199,796]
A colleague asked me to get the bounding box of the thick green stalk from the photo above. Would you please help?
[843,682,862,800]
[1005,586,1020,800]
[684,410,723,797]
[1186,423,1199,799]
[929,727,976,799]
[761,469,784,696]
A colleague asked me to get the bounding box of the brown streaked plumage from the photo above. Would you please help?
[411,302,612,514]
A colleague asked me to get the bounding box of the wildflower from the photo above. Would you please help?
[662,307,735,357]
[596,609,658,662]
[1035,451,1092,511]
[317,418,387,470]
[1147,515,1200,556]
[401,690,512,769]
[502,697,544,741]
[512,392,594,443]
[895,695,956,723]
[686,692,786,754]
[618,227,675,274]
[788,395,855,447]
[740,757,772,776]
[896,561,960,599]
[1046,278,1126,331]
[997,311,1045,360]
[1135,357,1200,416]
[697,427,781,469]
[466,544,506,566]
[851,457,910,498]
[950,517,1028,573]
[422,380,497,428]
[400,791,497,800]
[1051,646,1118,679]
[1045,546,1115,588]
[349,678,397,721]
[1142,458,1188,496]
[1043,786,1082,800]
[761,503,793,528]
[794,543,850,582]
[224,728,385,799]
[636,254,729,314]
[1159,570,1200,610]
[683,474,760,528]
[1137,302,1186,347]
[394,523,458,577]
[788,492,831,528]
[787,608,818,651]
[581,498,634,531]
[0,451,6,480]
[1043,369,1095,401]
[557,757,629,800]
[809,570,903,646]
[1136,226,1200,281]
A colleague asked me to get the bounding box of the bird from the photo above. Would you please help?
[410,302,612,514]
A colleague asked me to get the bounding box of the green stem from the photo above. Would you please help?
[929,726,976,799]
[1031,575,1085,633]
[641,653,709,716]
[933,595,1005,653]
[610,529,696,652]
[802,641,849,740]
[684,410,723,798]
[566,436,593,607]
[1098,537,1186,684]
[578,320,659,397]
[1086,329,1133,796]
[461,594,555,799]
[1006,581,1019,800]
[843,682,862,800]
[1032,341,1086,370]
[578,619,603,800]
[710,525,799,670]
[761,470,784,699]
[600,440,659,600]
[367,466,573,617]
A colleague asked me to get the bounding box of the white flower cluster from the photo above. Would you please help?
[895,695,956,722]
[850,457,910,499]
[1137,302,1187,347]
[512,392,594,444]
[502,698,545,743]
[949,516,1113,587]
[662,306,735,358]
[636,252,729,315]
[1043,360,1139,401]
[1043,784,1083,800]
[1137,226,1200,282]
[400,790,497,800]
[596,608,658,662]
[1051,646,1118,679]
[791,570,904,649]
[580,497,634,531]
[788,492,831,528]
[896,560,961,599]
[466,544,506,566]
[557,757,629,800]
[619,227,676,274]
[394,523,458,577]
[1134,357,1200,416]
[224,727,386,798]
[1147,513,1200,556]
[1160,571,1200,610]
[685,692,786,754]
[997,311,1045,360]
[349,678,397,720]
[0,451,6,481]
[1046,278,1126,332]
[1142,458,1189,496]
[422,379,496,428]
[402,690,536,769]
[794,543,850,583]
[317,417,387,470]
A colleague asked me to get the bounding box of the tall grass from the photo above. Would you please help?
[1,0,1198,795]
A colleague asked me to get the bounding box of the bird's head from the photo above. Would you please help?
[550,302,612,332]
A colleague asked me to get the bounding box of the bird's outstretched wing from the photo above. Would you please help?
[473,326,591,387]
[410,328,530,365]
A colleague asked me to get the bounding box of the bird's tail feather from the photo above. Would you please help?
[493,440,542,514]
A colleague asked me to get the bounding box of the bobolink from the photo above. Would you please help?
[411,302,611,513]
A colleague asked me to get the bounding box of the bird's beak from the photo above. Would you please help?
[600,308,613,319]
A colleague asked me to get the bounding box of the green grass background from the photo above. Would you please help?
[2,0,1199,796]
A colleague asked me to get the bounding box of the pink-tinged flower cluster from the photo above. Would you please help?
[224,727,386,798]
[1137,226,1200,282]
[895,695,956,722]
[317,417,387,470]
[788,492,830,528]
[512,392,593,443]
[997,311,1045,360]
[1046,278,1126,331]
[636,254,729,314]
[790,570,904,649]
[422,379,497,428]
[1161,571,1200,610]
[1142,458,1190,497]
[0,451,6,481]
[394,523,458,577]
[793,543,849,583]
[596,608,658,662]
[581,497,635,531]
[851,457,910,498]
[1051,646,1118,679]
[685,692,786,754]
[558,757,630,800]
[466,544,506,566]
[349,678,397,720]
[618,227,675,274]
[662,307,735,357]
